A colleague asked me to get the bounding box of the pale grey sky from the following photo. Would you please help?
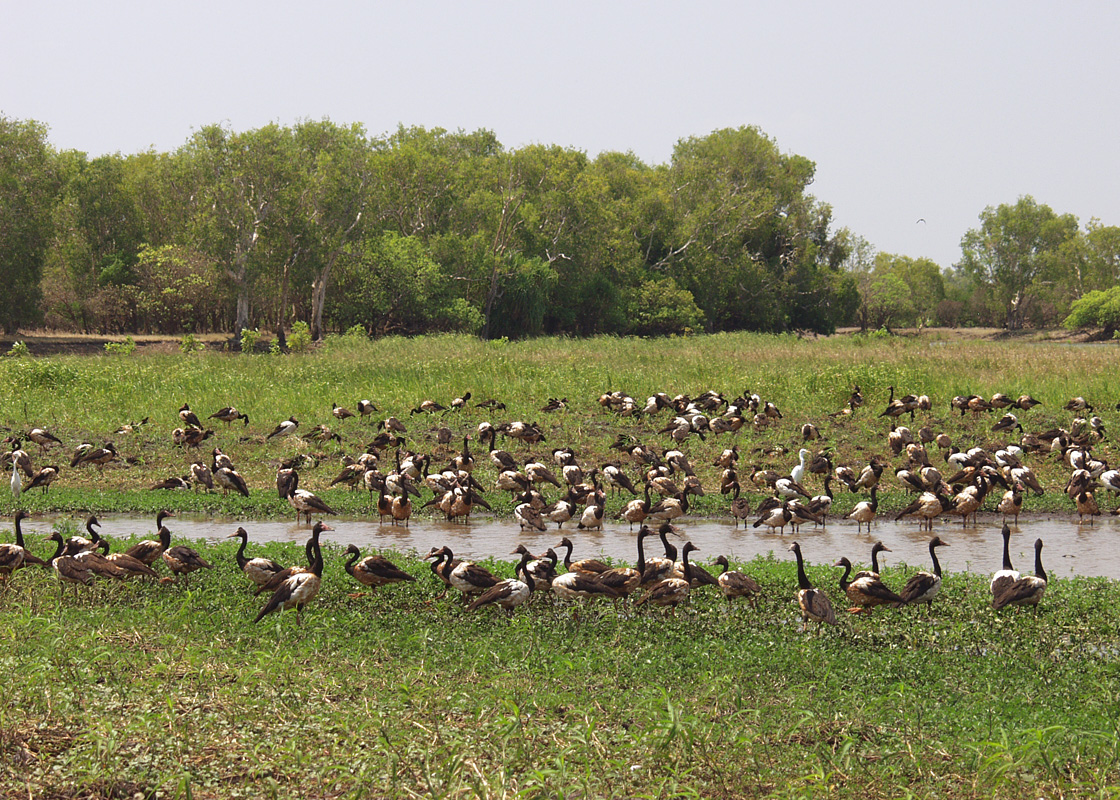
[4,1,1118,269]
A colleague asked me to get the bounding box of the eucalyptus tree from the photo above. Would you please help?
[659,126,852,333]
[0,115,58,332]
[957,195,1079,329]
[178,123,300,338]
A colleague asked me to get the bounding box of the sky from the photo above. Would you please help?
[4,1,1119,269]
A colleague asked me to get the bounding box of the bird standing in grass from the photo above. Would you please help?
[255,522,331,626]
[788,542,837,633]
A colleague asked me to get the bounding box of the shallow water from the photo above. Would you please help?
[19,511,1120,579]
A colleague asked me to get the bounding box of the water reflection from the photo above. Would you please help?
[17,512,1120,579]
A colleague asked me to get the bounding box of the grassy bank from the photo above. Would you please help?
[0,331,1117,521]
[3,535,1120,799]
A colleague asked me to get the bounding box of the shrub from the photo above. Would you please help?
[179,333,204,354]
[288,321,312,353]
[6,341,30,358]
[103,337,136,356]
[239,327,261,353]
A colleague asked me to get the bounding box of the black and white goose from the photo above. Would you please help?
[991,538,1047,610]
[900,536,949,610]
[254,522,331,626]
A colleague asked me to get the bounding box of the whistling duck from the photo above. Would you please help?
[254,522,331,626]
[390,492,412,526]
[357,399,379,421]
[730,485,752,528]
[468,550,534,615]
[266,417,300,439]
[212,447,235,472]
[1076,487,1100,524]
[713,556,761,606]
[846,487,879,532]
[227,527,285,588]
[900,536,949,610]
[73,442,117,469]
[176,403,201,429]
[997,483,1024,524]
[834,556,903,613]
[991,538,1047,610]
[788,542,837,633]
[209,406,250,427]
[125,511,174,566]
[895,491,948,531]
[343,544,416,596]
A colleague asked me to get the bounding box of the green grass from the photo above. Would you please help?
[3,535,1120,799]
[3,331,1120,796]
[0,331,1118,520]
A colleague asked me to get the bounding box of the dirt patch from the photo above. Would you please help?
[0,333,235,356]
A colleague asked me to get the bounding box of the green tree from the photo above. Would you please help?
[179,123,300,337]
[0,116,58,332]
[660,127,851,333]
[957,196,1079,329]
[1063,286,1120,337]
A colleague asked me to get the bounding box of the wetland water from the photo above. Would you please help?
[18,512,1120,579]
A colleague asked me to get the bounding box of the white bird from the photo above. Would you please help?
[10,461,20,498]
[790,448,810,485]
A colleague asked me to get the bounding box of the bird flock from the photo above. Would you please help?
[3,381,1110,628]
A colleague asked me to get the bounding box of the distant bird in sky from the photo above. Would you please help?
[916,218,926,224]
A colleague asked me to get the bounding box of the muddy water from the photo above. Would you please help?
[19,512,1120,579]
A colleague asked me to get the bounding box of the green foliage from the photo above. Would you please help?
[1064,286,1120,334]
[238,327,260,353]
[627,278,705,335]
[957,195,1079,329]
[178,333,203,353]
[6,340,29,358]
[103,336,136,355]
[0,115,58,333]
[287,320,312,352]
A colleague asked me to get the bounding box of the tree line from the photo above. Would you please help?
[2,114,1118,340]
